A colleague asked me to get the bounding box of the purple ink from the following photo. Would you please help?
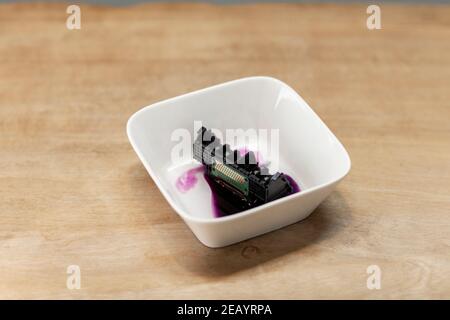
[204,172,301,218]
[175,165,301,218]
[285,174,301,193]
[175,166,204,193]
[202,173,223,218]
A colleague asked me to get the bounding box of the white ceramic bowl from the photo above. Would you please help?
[127,77,351,248]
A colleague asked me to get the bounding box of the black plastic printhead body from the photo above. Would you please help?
[193,126,293,206]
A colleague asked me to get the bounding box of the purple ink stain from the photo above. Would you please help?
[203,173,222,218]
[175,158,301,218]
[285,174,301,193]
[175,166,204,193]
[204,172,301,218]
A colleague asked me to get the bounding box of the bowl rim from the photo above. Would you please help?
[127,76,351,225]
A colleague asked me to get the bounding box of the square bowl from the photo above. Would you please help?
[127,77,351,248]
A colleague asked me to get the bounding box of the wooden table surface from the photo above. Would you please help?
[0,2,449,299]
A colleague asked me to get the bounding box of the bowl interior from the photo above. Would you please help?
[127,77,350,220]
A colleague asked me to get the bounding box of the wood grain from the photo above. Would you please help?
[0,2,449,299]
